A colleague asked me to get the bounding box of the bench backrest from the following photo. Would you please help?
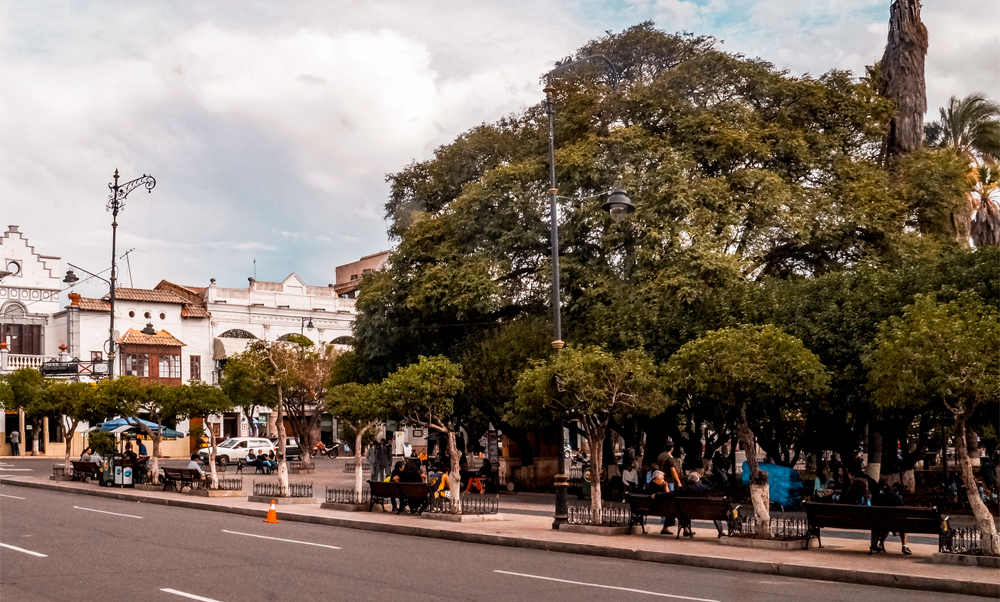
[71,461,100,472]
[163,467,200,478]
[804,502,940,533]
[397,482,431,498]
[674,497,730,520]
[368,480,397,496]
[627,494,680,517]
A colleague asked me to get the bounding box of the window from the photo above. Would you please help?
[362,268,372,275]
[48,417,64,443]
[219,329,256,339]
[144,311,151,319]
[159,354,181,379]
[190,355,201,381]
[159,312,166,320]
[91,351,103,361]
[128,310,135,318]
[123,353,149,377]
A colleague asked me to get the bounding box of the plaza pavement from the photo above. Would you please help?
[2,456,997,598]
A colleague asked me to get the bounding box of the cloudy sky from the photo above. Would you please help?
[1,0,996,299]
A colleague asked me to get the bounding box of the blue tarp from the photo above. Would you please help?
[741,462,803,509]
[98,418,183,439]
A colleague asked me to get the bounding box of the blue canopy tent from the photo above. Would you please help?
[741,461,803,510]
[97,418,184,439]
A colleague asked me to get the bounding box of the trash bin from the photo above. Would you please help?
[112,454,133,486]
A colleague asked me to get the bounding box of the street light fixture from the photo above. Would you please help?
[106,169,156,378]
[300,317,315,336]
[543,54,628,530]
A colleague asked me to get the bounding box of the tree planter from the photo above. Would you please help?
[320,501,369,512]
[931,553,1000,568]
[287,464,316,475]
[421,513,506,523]
[134,484,163,492]
[558,524,631,536]
[718,537,814,550]
[188,489,247,498]
[248,495,318,504]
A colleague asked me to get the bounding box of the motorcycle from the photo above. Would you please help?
[312,442,341,459]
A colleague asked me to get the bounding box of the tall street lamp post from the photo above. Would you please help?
[543,55,632,529]
[106,170,156,378]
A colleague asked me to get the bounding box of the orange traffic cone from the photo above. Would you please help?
[264,500,280,524]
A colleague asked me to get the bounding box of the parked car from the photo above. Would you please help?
[197,437,275,466]
[269,436,303,460]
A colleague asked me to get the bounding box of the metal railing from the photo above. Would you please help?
[427,493,500,515]
[325,487,370,504]
[939,528,1000,556]
[727,516,809,540]
[566,503,632,527]
[344,461,371,473]
[196,477,243,491]
[253,481,313,498]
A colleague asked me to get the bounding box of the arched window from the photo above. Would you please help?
[331,335,355,345]
[219,329,256,339]
[2,301,27,318]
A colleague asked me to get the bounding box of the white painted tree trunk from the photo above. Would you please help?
[354,431,364,503]
[588,425,605,525]
[955,418,999,555]
[62,417,78,473]
[207,424,218,489]
[275,385,289,497]
[736,409,770,534]
[151,436,161,485]
[447,431,462,514]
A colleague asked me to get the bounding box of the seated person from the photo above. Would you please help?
[137,438,148,456]
[89,450,105,469]
[427,464,447,498]
[246,450,258,467]
[659,472,712,537]
[258,450,276,472]
[814,469,834,500]
[80,446,94,463]
[123,443,137,463]
[188,454,206,478]
[389,461,404,482]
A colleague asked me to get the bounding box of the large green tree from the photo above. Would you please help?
[96,377,178,483]
[867,292,999,553]
[513,346,666,524]
[663,325,829,523]
[173,381,234,488]
[36,381,106,473]
[9,368,48,455]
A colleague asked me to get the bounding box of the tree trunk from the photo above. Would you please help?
[275,385,289,497]
[151,436,161,485]
[737,406,770,529]
[267,411,277,438]
[447,430,462,514]
[954,417,999,555]
[588,423,606,525]
[31,424,41,456]
[354,431,365,503]
[206,423,218,489]
[880,0,928,157]
[62,418,77,473]
[865,425,882,482]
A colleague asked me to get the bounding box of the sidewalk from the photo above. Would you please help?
[2,473,997,598]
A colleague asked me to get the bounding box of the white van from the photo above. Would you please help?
[197,437,275,466]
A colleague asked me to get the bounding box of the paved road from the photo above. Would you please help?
[1,482,992,602]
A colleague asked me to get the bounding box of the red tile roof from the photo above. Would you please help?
[77,297,110,311]
[118,328,186,347]
[105,287,188,304]
[181,305,211,318]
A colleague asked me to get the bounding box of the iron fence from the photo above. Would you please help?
[939,528,1000,556]
[344,461,371,473]
[568,466,583,483]
[325,487,370,504]
[196,477,243,491]
[566,503,631,527]
[253,481,313,498]
[427,493,500,515]
[727,515,809,540]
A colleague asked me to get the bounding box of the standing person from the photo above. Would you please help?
[873,481,911,555]
[9,428,20,456]
[366,441,381,483]
[378,438,392,483]
[656,446,683,492]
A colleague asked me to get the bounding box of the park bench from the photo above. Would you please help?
[162,467,203,492]
[627,494,731,538]
[803,502,942,550]
[236,458,265,475]
[70,461,101,482]
[368,481,431,514]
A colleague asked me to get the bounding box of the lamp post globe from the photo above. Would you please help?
[602,188,634,223]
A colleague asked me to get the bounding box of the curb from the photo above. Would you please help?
[3,478,996,598]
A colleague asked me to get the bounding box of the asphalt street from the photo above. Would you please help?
[0,482,992,602]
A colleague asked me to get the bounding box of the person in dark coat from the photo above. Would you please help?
[661,472,712,537]
[872,482,911,555]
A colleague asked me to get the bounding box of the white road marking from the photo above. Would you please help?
[74,506,143,519]
[494,571,720,602]
[221,529,341,549]
[0,468,33,471]
[160,589,221,602]
[0,542,47,557]
[0,493,26,499]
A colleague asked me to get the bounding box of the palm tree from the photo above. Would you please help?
[925,93,1000,163]
[925,93,1000,246]
[880,0,928,158]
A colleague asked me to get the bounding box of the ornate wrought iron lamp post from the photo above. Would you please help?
[543,55,632,529]
[106,170,156,377]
